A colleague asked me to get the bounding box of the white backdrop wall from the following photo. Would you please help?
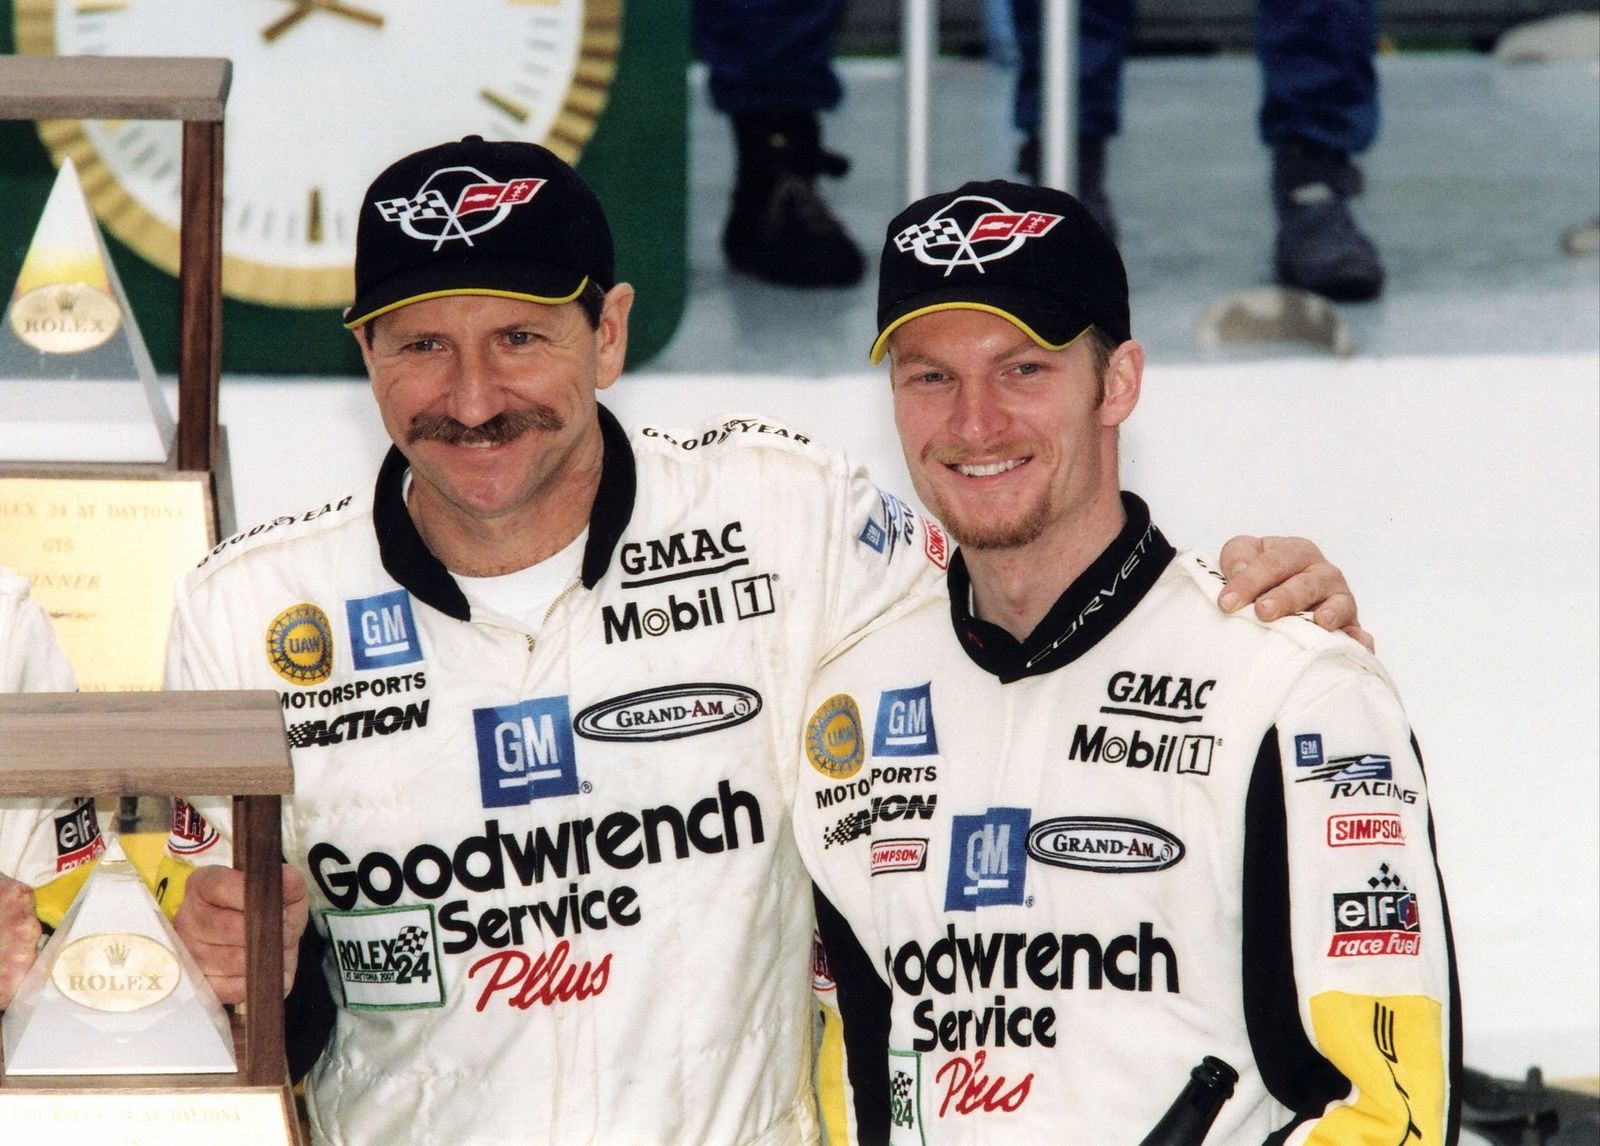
[214,352,1599,1079]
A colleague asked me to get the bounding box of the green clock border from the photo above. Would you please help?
[0,2,687,375]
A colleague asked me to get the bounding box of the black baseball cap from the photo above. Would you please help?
[344,136,614,329]
[870,179,1130,364]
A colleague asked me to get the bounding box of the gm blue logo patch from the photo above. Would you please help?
[1295,733,1324,768]
[345,590,423,670]
[858,517,887,554]
[944,807,1030,911]
[473,697,579,807]
[874,684,938,756]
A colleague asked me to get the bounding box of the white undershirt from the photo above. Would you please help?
[453,530,588,633]
[404,470,587,632]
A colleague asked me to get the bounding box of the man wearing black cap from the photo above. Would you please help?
[795,181,1459,1144]
[157,140,1366,1144]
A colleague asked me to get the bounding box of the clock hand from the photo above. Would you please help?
[261,0,315,43]
[310,0,386,29]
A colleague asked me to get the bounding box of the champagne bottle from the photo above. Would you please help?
[1137,1057,1241,1146]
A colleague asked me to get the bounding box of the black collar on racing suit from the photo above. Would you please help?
[947,491,1175,683]
[372,403,638,621]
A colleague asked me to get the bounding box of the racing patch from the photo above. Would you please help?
[345,589,424,670]
[324,904,444,1010]
[873,684,938,757]
[1330,863,1421,957]
[872,837,929,874]
[1295,733,1324,767]
[811,931,836,992]
[473,696,580,807]
[266,603,334,685]
[806,694,864,779]
[54,798,105,873]
[858,490,916,560]
[166,798,219,857]
[944,808,1030,911]
[924,520,951,570]
[889,1049,927,1146]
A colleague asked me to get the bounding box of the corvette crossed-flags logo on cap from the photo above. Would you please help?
[374,164,546,250]
[894,194,1063,274]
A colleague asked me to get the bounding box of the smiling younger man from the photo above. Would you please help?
[797,182,1460,1144]
[159,140,1368,1145]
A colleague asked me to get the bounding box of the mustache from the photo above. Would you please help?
[406,407,563,446]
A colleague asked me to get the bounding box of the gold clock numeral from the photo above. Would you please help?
[308,188,324,244]
[479,90,531,124]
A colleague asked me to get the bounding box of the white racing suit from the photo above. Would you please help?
[798,494,1461,1145]
[0,566,105,926]
[158,408,947,1145]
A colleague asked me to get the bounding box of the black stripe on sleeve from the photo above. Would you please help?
[1242,726,1352,1145]
[814,884,892,1146]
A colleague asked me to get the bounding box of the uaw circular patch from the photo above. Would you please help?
[806,694,863,779]
[266,603,334,685]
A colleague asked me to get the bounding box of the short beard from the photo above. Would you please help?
[928,491,1052,552]
[406,407,563,447]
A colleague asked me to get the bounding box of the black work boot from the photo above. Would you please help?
[1016,133,1116,243]
[723,110,864,288]
[1272,139,1385,301]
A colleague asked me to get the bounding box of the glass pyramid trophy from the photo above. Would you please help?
[1,838,235,1075]
[0,156,175,463]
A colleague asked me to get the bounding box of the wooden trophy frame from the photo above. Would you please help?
[0,54,233,534]
[0,58,232,706]
[0,690,301,1144]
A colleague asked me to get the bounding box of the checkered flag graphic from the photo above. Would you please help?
[285,720,316,750]
[895,216,964,252]
[821,809,873,849]
[890,1069,916,1128]
[376,189,451,224]
[1369,863,1407,890]
[394,925,429,956]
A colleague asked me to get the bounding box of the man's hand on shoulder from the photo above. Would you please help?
[0,876,41,1009]
[1217,535,1375,653]
[173,863,309,1002]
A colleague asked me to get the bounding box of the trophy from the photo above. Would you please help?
[0,58,230,702]
[0,156,174,464]
[2,839,235,1075]
[0,690,302,1145]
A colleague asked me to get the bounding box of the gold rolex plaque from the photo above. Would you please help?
[1,844,235,1076]
[0,157,173,463]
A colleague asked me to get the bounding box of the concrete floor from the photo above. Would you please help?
[639,50,1600,375]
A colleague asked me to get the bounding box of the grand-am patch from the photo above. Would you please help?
[324,904,444,1010]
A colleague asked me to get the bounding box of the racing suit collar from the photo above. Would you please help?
[947,491,1175,682]
[373,403,637,620]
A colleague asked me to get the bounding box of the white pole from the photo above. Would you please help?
[1041,0,1077,192]
[903,0,934,204]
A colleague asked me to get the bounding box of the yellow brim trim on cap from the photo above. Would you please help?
[343,278,589,330]
[869,301,1084,365]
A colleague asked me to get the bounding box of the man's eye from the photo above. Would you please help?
[1013,361,1041,376]
[404,339,440,353]
[505,330,535,346]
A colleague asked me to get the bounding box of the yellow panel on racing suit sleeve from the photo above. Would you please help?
[1304,991,1446,1144]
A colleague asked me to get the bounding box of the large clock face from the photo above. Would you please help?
[13,0,621,307]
